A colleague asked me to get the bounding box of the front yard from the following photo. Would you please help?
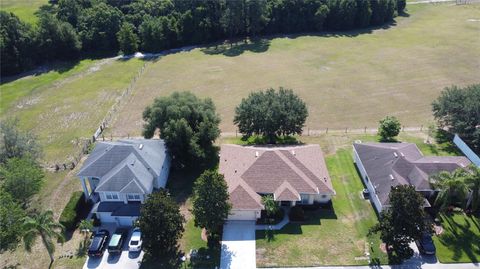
[433,213,480,263]
[256,148,388,267]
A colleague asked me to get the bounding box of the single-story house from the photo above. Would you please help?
[77,139,170,226]
[219,144,336,221]
[353,142,471,212]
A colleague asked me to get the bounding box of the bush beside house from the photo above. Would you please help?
[59,191,91,231]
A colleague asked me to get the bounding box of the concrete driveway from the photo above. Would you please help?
[83,227,144,269]
[220,221,256,269]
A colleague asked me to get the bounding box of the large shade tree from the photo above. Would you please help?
[369,185,430,263]
[432,84,480,153]
[138,190,185,267]
[234,87,308,143]
[0,118,42,164]
[191,170,231,246]
[0,190,26,252]
[142,91,220,169]
[22,210,65,268]
[431,168,469,211]
[0,157,44,207]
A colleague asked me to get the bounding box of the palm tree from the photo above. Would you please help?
[22,210,65,268]
[465,164,480,212]
[431,169,469,211]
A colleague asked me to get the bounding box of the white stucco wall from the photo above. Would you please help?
[353,146,383,212]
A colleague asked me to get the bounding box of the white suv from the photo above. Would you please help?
[128,228,142,252]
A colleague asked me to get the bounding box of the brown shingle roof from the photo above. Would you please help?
[219,144,335,210]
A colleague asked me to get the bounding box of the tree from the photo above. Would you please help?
[261,195,279,218]
[191,170,231,245]
[314,4,329,31]
[77,2,123,51]
[378,116,401,141]
[221,0,245,42]
[0,117,42,164]
[234,87,308,143]
[431,169,469,210]
[245,0,269,37]
[0,11,36,76]
[142,91,220,169]
[369,185,430,263]
[0,190,26,252]
[355,0,372,27]
[0,157,44,207]
[22,210,65,268]
[465,165,480,212]
[117,22,138,55]
[397,0,406,14]
[138,190,185,267]
[36,12,81,60]
[432,84,480,153]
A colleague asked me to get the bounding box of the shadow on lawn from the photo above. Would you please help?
[257,208,337,241]
[437,213,480,263]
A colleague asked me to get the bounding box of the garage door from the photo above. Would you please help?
[117,217,136,226]
[229,210,257,221]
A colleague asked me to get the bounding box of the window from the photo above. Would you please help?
[127,194,141,201]
[321,194,327,199]
[105,193,118,200]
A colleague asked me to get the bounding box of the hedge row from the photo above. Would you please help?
[59,191,89,231]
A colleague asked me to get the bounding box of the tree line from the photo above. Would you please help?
[1,0,406,76]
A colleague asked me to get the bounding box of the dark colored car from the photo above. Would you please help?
[107,228,128,254]
[88,230,110,257]
[416,233,436,255]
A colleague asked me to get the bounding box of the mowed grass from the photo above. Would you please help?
[433,213,480,263]
[111,3,480,136]
[0,0,47,24]
[256,149,387,266]
[1,58,146,163]
[0,60,94,115]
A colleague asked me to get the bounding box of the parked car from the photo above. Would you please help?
[416,233,436,255]
[128,228,142,252]
[107,228,129,254]
[88,230,110,257]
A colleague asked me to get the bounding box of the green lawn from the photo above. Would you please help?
[256,149,387,266]
[0,0,47,24]
[1,58,146,164]
[433,213,480,263]
[112,3,480,136]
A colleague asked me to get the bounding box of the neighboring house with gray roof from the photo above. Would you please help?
[353,142,470,213]
[77,139,170,226]
[219,144,335,221]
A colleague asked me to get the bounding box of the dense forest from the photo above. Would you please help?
[1,0,406,76]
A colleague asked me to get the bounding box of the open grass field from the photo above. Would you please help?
[0,0,47,24]
[1,58,146,164]
[111,3,480,136]
[434,212,480,263]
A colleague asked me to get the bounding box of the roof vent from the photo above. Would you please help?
[460,163,466,168]
[255,151,259,157]
[389,174,394,180]
[131,159,136,166]
[400,152,405,157]
[393,152,398,158]
[138,144,144,150]
[354,140,362,144]
[324,177,327,182]
[234,169,237,173]
[291,150,296,156]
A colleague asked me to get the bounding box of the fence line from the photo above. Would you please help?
[48,62,148,172]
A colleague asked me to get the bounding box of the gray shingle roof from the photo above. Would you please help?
[96,202,141,216]
[77,139,167,193]
[353,142,471,207]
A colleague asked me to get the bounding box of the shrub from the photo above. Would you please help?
[92,213,101,227]
[59,191,88,231]
[289,206,305,221]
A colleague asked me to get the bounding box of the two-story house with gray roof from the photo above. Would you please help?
[77,139,170,226]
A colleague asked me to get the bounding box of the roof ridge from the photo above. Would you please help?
[125,164,149,193]
[274,150,318,193]
[274,180,300,200]
[231,180,264,209]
